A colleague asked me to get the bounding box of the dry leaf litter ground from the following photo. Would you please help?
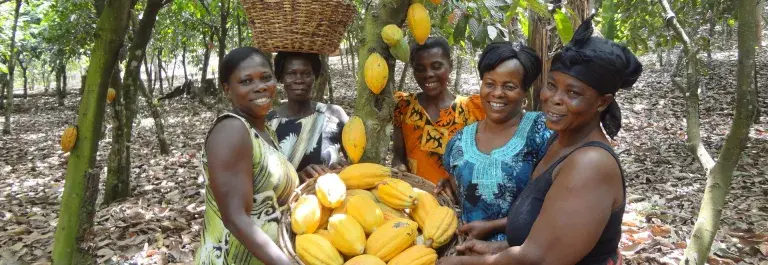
[0,48,767,265]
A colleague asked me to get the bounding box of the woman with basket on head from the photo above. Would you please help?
[437,16,641,265]
[267,52,349,182]
[438,42,552,243]
[392,36,486,185]
[195,47,296,265]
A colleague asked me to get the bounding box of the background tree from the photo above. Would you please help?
[2,0,20,135]
[51,1,135,263]
[103,0,170,205]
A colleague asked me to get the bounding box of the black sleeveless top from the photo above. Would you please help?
[505,138,625,265]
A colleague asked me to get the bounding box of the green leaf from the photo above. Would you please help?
[518,7,529,38]
[453,14,470,43]
[554,9,573,44]
[524,0,549,18]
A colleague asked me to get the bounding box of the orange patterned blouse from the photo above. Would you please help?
[393,91,485,184]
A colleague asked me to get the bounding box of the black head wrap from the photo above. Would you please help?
[478,42,542,89]
[550,15,643,138]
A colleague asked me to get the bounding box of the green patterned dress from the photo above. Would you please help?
[195,113,299,265]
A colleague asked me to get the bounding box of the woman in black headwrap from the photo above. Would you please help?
[438,42,552,242]
[437,15,642,265]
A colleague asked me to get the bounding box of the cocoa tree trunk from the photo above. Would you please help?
[144,54,153,95]
[199,33,213,103]
[51,1,134,264]
[18,59,28,99]
[182,42,189,83]
[453,53,463,94]
[659,0,715,171]
[138,79,170,155]
[354,0,411,162]
[680,0,759,263]
[528,10,549,110]
[2,0,20,135]
[314,55,330,102]
[104,0,166,205]
[397,63,409,91]
[56,60,66,106]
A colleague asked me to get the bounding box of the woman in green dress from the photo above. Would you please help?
[195,47,298,265]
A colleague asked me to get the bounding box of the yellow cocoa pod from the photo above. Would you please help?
[316,173,347,208]
[422,206,458,249]
[387,245,437,265]
[381,24,404,47]
[296,234,344,265]
[366,218,419,262]
[315,229,333,243]
[347,194,385,234]
[338,163,391,189]
[364,52,388,94]
[60,126,78,153]
[107,88,116,103]
[407,3,431,45]
[328,214,367,256]
[410,188,440,230]
[347,189,378,203]
[291,194,323,235]
[342,116,366,163]
[318,205,332,230]
[377,202,408,221]
[376,178,416,210]
[345,254,386,265]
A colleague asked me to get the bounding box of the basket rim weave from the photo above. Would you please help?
[278,167,463,264]
[240,0,357,55]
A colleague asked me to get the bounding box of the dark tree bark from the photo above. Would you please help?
[104,0,167,205]
[182,42,189,83]
[3,0,21,134]
[17,56,28,99]
[397,63,409,91]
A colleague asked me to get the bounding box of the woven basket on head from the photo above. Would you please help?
[241,0,356,55]
[278,167,462,264]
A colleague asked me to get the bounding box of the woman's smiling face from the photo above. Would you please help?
[224,55,277,118]
[480,59,527,124]
[412,47,451,97]
[541,71,612,133]
[281,56,315,103]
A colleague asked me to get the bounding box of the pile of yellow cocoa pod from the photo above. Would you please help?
[289,163,458,265]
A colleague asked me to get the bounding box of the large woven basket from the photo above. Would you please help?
[278,167,462,264]
[241,0,356,54]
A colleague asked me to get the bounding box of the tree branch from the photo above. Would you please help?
[658,0,715,172]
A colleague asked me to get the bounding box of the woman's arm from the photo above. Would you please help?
[457,217,508,240]
[206,119,293,265]
[440,147,622,265]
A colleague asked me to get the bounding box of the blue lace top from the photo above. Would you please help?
[443,112,552,241]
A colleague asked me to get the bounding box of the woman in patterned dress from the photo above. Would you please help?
[267,52,349,182]
[437,16,640,265]
[392,37,485,185]
[195,47,298,265]
[440,42,551,242]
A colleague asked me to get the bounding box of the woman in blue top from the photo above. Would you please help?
[440,42,552,242]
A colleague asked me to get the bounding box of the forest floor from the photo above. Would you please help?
[1,46,767,265]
